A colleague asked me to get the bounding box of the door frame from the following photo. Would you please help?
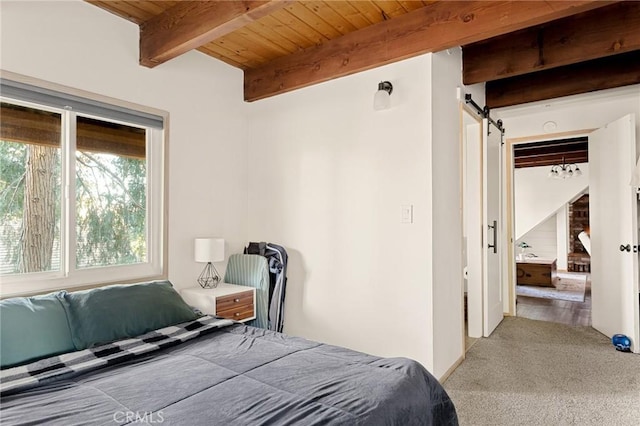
[504,129,596,315]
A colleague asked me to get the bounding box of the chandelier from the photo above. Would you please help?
[548,157,582,179]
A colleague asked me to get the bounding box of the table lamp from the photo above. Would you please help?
[194,238,225,288]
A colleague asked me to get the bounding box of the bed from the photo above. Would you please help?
[0,282,457,425]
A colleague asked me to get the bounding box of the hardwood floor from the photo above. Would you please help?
[516,273,591,327]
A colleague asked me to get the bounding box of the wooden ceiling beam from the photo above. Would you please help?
[463,2,640,84]
[515,152,588,168]
[515,150,588,162]
[514,138,588,168]
[486,50,640,109]
[139,1,290,68]
[514,140,588,158]
[244,1,613,102]
[514,137,587,150]
[515,151,588,163]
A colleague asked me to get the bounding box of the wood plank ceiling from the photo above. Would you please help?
[86,1,638,106]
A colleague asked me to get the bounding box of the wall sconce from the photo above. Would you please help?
[373,81,393,111]
[548,157,582,179]
[194,238,225,288]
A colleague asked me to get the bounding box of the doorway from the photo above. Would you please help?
[508,136,591,327]
[491,87,640,354]
[507,134,591,325]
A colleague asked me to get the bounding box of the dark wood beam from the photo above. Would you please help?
[463,2,640,84]
[486,50,640,109]
[514,138,588,157]
[244,1,612,101]
[514,137,588,168]
[515,152,588,168]
[140,1,289,68]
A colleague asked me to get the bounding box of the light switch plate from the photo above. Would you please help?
[401,205,413,224]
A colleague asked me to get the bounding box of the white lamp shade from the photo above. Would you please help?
[373,89,391,110]
[194,238,225,263]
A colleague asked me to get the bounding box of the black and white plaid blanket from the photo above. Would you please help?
[0,315,234,395]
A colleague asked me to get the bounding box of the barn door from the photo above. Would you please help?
[483,118,504,336]
[463,109,483,338]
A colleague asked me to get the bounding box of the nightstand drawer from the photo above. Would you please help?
[216,290,254,311]
[216,304,255,321]
[216,290,254,321]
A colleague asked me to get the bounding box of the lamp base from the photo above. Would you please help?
[198,262,221,289]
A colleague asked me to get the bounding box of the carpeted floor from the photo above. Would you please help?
[444,317,640,425]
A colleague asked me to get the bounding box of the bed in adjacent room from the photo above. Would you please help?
[0,282,457,425]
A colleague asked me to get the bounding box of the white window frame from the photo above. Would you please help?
[0,79,167,298]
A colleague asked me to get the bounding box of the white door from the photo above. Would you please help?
[463,110,483,338]
[483,118,504,336]
[590,114,640,353]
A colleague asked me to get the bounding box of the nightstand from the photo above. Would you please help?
[180,283,256,322]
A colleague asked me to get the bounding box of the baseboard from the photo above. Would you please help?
[439,355,464,383]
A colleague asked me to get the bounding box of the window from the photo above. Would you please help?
[0,78,165,296]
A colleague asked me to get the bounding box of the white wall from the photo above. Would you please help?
[514,164,588,239]
[430,49,471,377]
[556,204,569,270]
[246,50,473,377]
[0,0,249,290]
[496,86,640,141]
[247,55,436,371]
[516,215,557,260]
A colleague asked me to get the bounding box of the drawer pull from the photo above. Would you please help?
[234,312,240,317]
[234,298,240,302]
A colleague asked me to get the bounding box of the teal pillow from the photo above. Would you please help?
[57,280,199,350]
[0,292,75,368]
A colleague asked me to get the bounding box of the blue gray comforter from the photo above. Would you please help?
[1,318,457,425]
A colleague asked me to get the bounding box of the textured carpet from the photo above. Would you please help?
[517,273,587,302]
[444,317,640,425]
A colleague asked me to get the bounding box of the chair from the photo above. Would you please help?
[224,254,269,329]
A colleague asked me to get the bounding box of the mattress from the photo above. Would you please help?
[1,318,457,425]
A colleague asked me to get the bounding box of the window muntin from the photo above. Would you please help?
[0,93,164,297]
